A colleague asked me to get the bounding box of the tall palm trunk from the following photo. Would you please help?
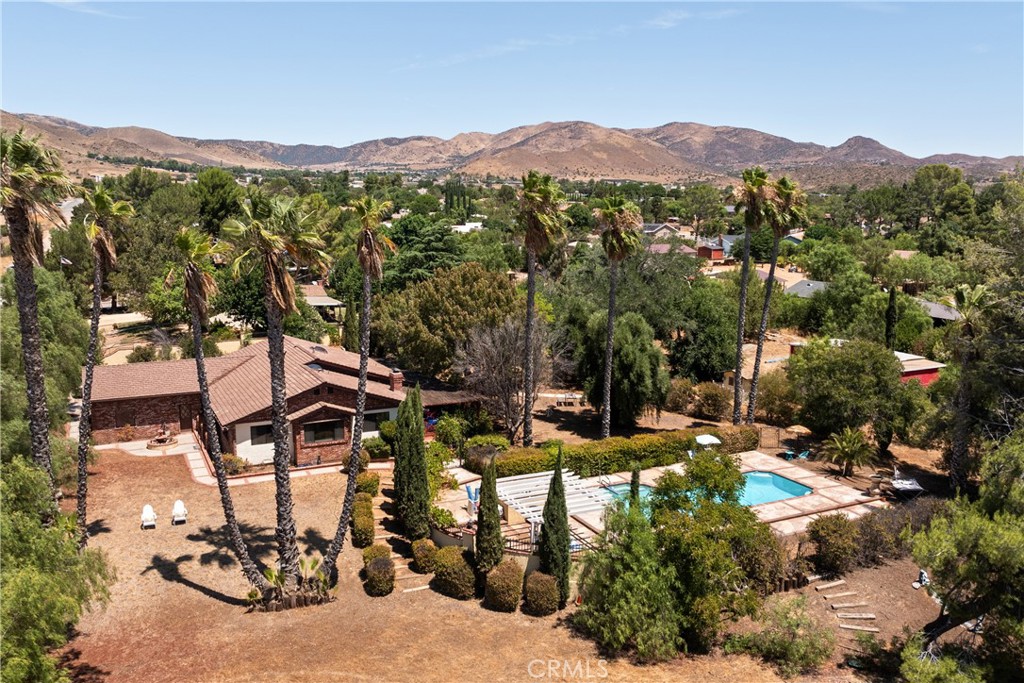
[76,252,103,547]
[745,237,780,424]
[190,306,271,592]
[522,248,537,447]
[601,260,618,439]
[8,209,56,492]
[264,286,300,584]
[322,272,373,577]
[732,228,754,424]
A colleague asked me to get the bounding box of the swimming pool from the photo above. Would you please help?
[604,471,812,508]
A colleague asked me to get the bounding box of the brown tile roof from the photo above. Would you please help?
[288,401,355,422]
[90,336,403,425]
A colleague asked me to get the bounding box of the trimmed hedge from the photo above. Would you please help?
[523,572,560,616]
[362,436,391,460]
[352,510,375,548]
[411,538,438,574]
[362,543,391,569]
[356,471,380,496]
[365,556,395,596]
[485,559,524,613]
[354,492,373,506]
[431,546,475,600]
[466,427,760,479]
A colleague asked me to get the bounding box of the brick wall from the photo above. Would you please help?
[91,395,200,444]
[293,417,350,466]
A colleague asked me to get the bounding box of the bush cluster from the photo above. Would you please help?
[352,494,375,548]
[411,538,438,573]
[221,453,246,476]
[362,544,391,569]
[465,427,759,478]
[692,382,732,420]
[665,377,694,413]
[523,572,560,616]
[724,596,835,677]
[362,436,391,460]
[364,556,395,596]
[806,513,859,577]
[431,546,475,599]
[485,560,524,612]
[356,471,380,496]
[429,505,457,529]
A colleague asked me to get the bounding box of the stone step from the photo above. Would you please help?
[374,533,397,541]
[396,571,429,580]
[815,580,846,591]
[839,624,880,633]
[403,584,431,593]
[831,602,869,610]
[823,591,858,600]
[836,613,876,620]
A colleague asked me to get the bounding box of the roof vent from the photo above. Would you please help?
[308,363,323,372]
[310,345,327,355]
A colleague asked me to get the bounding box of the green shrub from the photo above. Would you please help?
[352,510,375,548]
[807,513,859,577]
[434,414,467,450]
[362,436,391,460]
[362,544,391,569]
[431,546,475,599]
[429,505,457,529]
[465,434,510,451]
[489,447,553,478]
[665,377,694,413]
[377,420,397,445]
[692,382,732,420]
[354,492,373,506]
[523,572,560,616]
[364,556,395,596]
[179,334,223,359]
[725,596,835,677]
[717,425,759,453]
[411,538,438,573]
[485,559,524,612]
[221,452,246,475]
[855,497,946,567]
[356,471,380,496]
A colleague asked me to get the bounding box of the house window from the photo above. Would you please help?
[250,425,274,445]
[364,412,390,433]
[303,420,345,444]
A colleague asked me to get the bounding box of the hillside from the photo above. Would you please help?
[2,110,1019,187]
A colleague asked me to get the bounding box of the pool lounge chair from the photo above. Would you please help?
[890,477,925,500]
[140,504,157,530]
[171,499,188,525]
[796,450,811,460]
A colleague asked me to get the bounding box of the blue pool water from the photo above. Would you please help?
[604,471,811,508]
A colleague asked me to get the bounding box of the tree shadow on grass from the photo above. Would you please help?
[57,646,110,683]
[184,522,276,571]
[141,553,247,607]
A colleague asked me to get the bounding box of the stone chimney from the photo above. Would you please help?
[389,368,404,392]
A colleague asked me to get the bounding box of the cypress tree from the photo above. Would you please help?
[342,297,359,351]
[475,458,503,575]
[393,394,410,522]
[539,446,571,608]
[629,463,641,504]
[403,386,431,540]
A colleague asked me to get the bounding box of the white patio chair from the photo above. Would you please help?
[140,504,157,530]
[171,499,188,525]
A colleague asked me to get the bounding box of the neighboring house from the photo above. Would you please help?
[696,243,725,261]
[89,337,406,466]
[647,242,698,256]
[451,222,483,234]
[719,234,742,257]
[784,280,830,298]
[893,351,946,386]
[782,230,805,246]
[299,283,343,321]
[914,297,962,325]
[642,223,679,240]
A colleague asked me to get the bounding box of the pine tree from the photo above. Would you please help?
[539,446,571,608]
[343,297,359,351]
[475,458,503,575]
[403,386,431,540]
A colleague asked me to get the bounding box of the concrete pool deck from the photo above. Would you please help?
[576,450,886,536]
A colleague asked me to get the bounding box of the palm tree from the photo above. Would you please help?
[0,130,74,493]
[593,196,642,438]
[75,187,134,546]
[517,170,565,446]
[822,427,876,477]
[948,284,990,493]
[745,177,806,425]
[322,195,394,579]
[223,192,330,585]
[169,227,271,593]
[730,167,773,425]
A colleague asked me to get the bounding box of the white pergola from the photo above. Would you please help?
[494,470,612,529]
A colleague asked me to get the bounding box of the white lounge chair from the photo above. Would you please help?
[890,477,925,500]
[140,504,157,530]
[171,499,188,525]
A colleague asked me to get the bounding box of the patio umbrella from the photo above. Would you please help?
[786,425,812,435]
[695,434,722,447]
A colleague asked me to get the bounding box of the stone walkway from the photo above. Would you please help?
[370,466,432,593]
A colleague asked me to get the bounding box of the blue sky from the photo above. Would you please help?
[3,2,1022,158]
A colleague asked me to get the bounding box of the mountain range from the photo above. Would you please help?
[3,111,1020,188]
